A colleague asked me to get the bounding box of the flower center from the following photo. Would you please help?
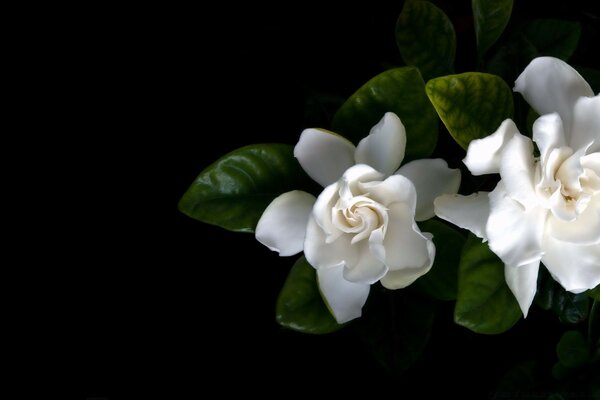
[332,196,387,243]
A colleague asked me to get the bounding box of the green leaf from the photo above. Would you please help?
[276,256,343,334]
[395,0,455,81]
[536,268,590,324]
[178,144,309,232]
[523,19,581,61]
[554,292,589,325]
[551,361,571,381]
[415,220,466,301]
[426,72,514,150]
[454,235,522,334]
[356,290,435,376]
[472,0,514,58]
[588,284,600,301]
[486,33,537,85]
[332,67,438,159]
[556,330,589,368]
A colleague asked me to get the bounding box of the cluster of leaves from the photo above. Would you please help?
[179,0,599,390]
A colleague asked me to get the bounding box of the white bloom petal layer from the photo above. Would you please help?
[514,57,593,134]
[304,216,357,269]
[570,95,600,153]
[396,158,461,221]
[434,192,490,240]
[255,190,316,256]
[371,203,434,276]
[463,119,520,175]
[294,128,356,187]
[547,194,600,245]
[343,241,388,284]
[504,261,540,318]
[355,112,407,176]
[499,134,537,208]
[486,183,546,267]
[542,235,600,293]
[317,264,370,324]
[532,113,567,165]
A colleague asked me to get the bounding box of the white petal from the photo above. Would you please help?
[582,153,600,176]
[312,182,340,236]
[542,235,600,293]
[504,262,540,318]
[255,191,316,256]
[499,133,537,208]
[317,264,370,324]
[339,164,385,198]
[396,159,461,221]
[304,216,357,269]
[547,194,600,245]
[355,112,407,176]
[463,119,520,175]
[370,203,435,281]
[570,95,600,153]
[342,241,388,284]
[434,192,490,241]
[359,174,416,209]
[514,57,593,134]
[294,128,356,187]
[532,113,567,165]
[380,264,433,290]
[486,183,546,267]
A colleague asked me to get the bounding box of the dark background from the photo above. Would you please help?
[33,1,598,398]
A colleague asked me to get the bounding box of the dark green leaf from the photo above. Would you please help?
[276,256,343,334]
[178,144,308,232]
[486,33,537,85]
[454,235,522,334]
[395,0,455,80]
[554,292,589,325]
[415,219,466,301]
[536,268,590,324]
[588,284,600,301]
[472,0,514,58]
[332,67,438,159]
[556,330,589,368]
[426,72,514,150]
[524,19,581,61]
[551,361,571,381]
[356,290,435,376]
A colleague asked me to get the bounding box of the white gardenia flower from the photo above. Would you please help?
[256,112,461,323]
[435,57,600,317]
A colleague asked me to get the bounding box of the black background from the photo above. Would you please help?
[32,1,599,398]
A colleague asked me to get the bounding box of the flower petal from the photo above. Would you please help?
[570,95,600,153]
[532,113,567,165]
[542,235,600,293]
[434,192,490,241]
[304,215,358,269]
[355,112,407,176]
[486,182,546,267]
[358,174,416,209]
[312,182,340,237]
[514,57,593,134]
[343,241,388,284]
[380,264,433,290]
[317,264,370,324]
[396,159,461,221]
[255,190,316,256]
[547,194,600,245]
[463,119,520,175]
[294,128,356,187]
[370,202,435,282]
[499,133,537,208]
[504,261,540,318]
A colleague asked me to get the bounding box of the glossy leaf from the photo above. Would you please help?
[332,67,438,159]
[415,219,466,301]
[276,256,343,334]
[556,330,589,368]
[472,0,513,58]
[179,144,307,232]
[454,235,521,334]
[356,290,435,376]
[396,0,455,81]
[535,268,590,324]
[486,33,538,85]
[524,19,581,61]
[426,72,514,150]
[588,284,600,301]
